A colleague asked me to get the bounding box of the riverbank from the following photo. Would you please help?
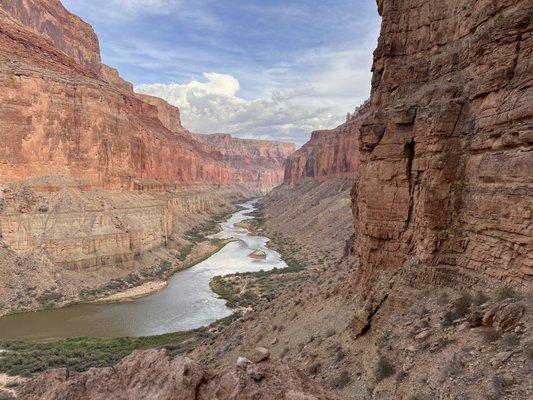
[92,238,236,304]
[0,314,240,378]
[0,204,242,318]
[0,201,280,377]
[0,186,250,318]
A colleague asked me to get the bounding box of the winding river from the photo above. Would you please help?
[0,201,287,341]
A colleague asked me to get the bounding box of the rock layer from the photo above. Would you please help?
[354,0,533,290]
[284,102,369,185]
[197,133,296,192]
[0,0,293,191]
[19,349,338,400]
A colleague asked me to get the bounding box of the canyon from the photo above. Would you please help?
[0,0,294,315]
[1,0,532,399]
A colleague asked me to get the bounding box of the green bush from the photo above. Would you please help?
[0,330,202,377]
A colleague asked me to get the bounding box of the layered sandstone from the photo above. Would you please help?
[284,102,369,185]
[354,0,533,292]
[19,349,338,400]
[0,0,293,191]
[197,134,296,192]
[0,0,295,314]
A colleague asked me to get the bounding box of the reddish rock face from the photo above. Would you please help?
[284,102,369,185]
[0,0,101,74]
[196,133,297,192]
[19,349,338,400]
[0,0,293,192]
[354,0,533,289]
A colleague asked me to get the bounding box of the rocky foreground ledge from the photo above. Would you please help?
[18,349,337,400]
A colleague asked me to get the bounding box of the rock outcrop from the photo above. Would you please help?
[19,349,338,400]
[0,0,293,191]
[354,0,533,291]
[284,102,369,185]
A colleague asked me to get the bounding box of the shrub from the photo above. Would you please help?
[453,292,472,317]
[493,285,520,301]
[502,332,520,348]
[524,339,533,360]
[480,328,501,344]
[491,374,509,397]
[443,353,463,377]
[419,305,429,316]
[437,291,450,306]
[473,290,488,305]
[396,370,409,383]
[441,311,455,327]
[374,356,395,382]
[308,362,321,376]
[332,370,351,389]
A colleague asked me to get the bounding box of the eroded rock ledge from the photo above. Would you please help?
[18,349,338,400]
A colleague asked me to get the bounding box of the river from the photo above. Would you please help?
[0,201,287,341]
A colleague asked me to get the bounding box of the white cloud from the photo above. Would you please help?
[136,71,367,144]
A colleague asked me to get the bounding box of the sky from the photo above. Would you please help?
[62,0,381,145]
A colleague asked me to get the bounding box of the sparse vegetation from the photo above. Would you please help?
[0,313,243,378]
[493,285,520,301]
[0,329,206,377]
[396,370,409,383]
[36,289,64,308]
[524,339,533,360]
[441,310,455,327]
[453,292,472,317]
[308,362,321,375]
[502,332,520,348]
[443,353,463,377]
[332,370,351,389]
[480,327,501,343]
[473,290,488,306]
[374,356,395,382]
[437,291,450,306]
[177,244,193,261]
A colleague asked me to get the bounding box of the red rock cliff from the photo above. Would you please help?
[354,0,532,289]
[284,102,369,185]
[0,0,292,192]
[196,133,297,192]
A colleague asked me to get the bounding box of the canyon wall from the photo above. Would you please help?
[354,0,532,290]
[284,102,369,185]
[0,0,293,191]
[0,0,295,312]
[196,133,296,192]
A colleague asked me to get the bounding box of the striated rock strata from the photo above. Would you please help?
[19,349,338,400]
[0,0,294,313]
[354,0,533,294]
[197,133,296,192]
[284,102,369,185]
[0,0,293,191]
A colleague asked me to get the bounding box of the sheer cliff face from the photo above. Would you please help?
[196,134,297,192]
[284,102,369,185]
[0,0,101,73]
[0,0,292,191]
[354,0,532,288]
